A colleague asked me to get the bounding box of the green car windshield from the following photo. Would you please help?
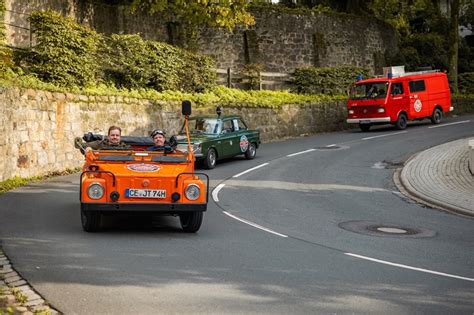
[182,118,221,135]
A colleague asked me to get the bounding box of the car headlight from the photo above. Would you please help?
[185,184,200,201]
[193,143,202,154]
[348,109,354,114]
[176,143,201,154]
[378,108,385,113]
[87,183,104,200]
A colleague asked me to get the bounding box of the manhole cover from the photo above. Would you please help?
[339,221,436,238]
[376,227,407,234]
[314,145,349,151]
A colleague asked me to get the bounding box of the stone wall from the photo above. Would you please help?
[0,85,347,182]
[5,0,397,74]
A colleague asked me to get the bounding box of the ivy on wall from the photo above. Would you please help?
[290,66,370,95]
[19,9,216,92]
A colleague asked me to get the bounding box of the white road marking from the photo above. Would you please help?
[287,149,316,157]
[428,120,471,129]
[326,144,338,147]
[223,211,288,238]
[345,253,474,282]
[212,184,225,202]
[362,131,407,141]
[232,163,269,178]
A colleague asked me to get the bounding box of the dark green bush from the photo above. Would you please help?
[290,66,370,95]
[24,10,101,87]
[459,72,474,94]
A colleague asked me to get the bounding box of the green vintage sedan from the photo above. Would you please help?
[176,111,261,169]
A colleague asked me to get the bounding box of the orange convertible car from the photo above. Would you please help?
[76,101,208,233]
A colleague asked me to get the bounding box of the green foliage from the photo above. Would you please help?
[0,176,32,195]
[459,72,474,94]
[240,63,264,90]
[0,0,12,74]
[130,0,255,31]
[22,10,101,87]
[290,66,370,94]
[101,34,216,92]
[18,10,216,92]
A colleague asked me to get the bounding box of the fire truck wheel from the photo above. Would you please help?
[180,212,203,233]
[430,108,442,124]
[203,148,217,169]
[81,208,101,232]
[245,143,257,159]
[395,113,408,130]
[359,124,371,132]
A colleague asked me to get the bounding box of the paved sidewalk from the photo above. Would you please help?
[399,137,474,216]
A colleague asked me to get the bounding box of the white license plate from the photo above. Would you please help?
[125,188,166,199]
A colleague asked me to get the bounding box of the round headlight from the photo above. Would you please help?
[87,183,104,200]
[185,184,200,201]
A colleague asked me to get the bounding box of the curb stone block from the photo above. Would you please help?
[10,280,27,287]
[5,276,22,284]
[25,298,44,307]
[0,295,16,307]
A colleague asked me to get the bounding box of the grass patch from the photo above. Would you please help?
[0,168,80,195]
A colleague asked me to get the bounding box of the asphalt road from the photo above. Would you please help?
[1,115,473,314]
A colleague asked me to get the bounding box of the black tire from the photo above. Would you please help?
[203,148,217,169]
[244,143,257,159]
[81,208,101,232]
[179,212,203,233]
[359,124,371,132]
[430,108,442,124]
[395,113,408,130]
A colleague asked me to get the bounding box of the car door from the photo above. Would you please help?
[408,79,429,118]
[220,118,240,157]
[233,118,251,155]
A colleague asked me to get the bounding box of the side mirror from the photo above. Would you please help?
[182,100,192,116]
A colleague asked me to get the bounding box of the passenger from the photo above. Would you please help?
[75,125,130,154]
[147,129,167,151]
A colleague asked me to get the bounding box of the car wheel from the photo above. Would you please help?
[395,113,407,130]
[81,208,101,232]
[203,148,217,169]
[359,124,371,132]
[180,212,203,233]
[430,108,442,124]
[245,143,257,159]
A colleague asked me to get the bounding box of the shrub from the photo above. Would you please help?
[459,72,474,94]
[290,66,370,95]
[20,10,217,92]
[23,10,101,87]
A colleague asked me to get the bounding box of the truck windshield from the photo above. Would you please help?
[350,82,389,100]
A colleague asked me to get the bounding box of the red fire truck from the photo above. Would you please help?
[346,66,452,131]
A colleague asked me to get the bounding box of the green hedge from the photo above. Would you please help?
[459,72,474,94]
[26,10,101,87]
[20,10,216,92]
[290,66,370,95]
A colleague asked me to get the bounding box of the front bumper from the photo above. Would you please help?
[347,117,391,124]
[81,202,207,213]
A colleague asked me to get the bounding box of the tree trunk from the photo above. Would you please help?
[448,0,460,93]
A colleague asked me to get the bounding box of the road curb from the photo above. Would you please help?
[394,162,474,218]
[0,248,60,314]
